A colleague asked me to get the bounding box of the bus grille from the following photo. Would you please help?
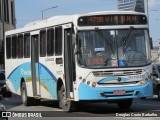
[93,69,143,77]
[98,81,139,85]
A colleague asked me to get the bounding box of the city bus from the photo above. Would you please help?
[5,11,153,111]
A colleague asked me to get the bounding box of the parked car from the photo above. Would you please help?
[0,95,8,120]
[152,64,160,100]
[0,70,12,97]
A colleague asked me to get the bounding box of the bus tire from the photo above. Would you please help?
[117,99,133,109]
[157,86,160,101]
[21,82,32,106]
[58,85,76,112]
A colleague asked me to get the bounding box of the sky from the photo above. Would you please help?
[15,0,160,46]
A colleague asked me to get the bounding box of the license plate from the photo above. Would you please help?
[113,90,126,95]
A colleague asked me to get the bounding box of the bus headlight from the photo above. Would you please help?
[92,82,97,87]
[139,79,146,85]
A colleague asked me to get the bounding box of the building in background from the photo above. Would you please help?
[117,0,148,16]
[0,0,16,68]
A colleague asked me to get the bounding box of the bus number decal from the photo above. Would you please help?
[45,58,54,61]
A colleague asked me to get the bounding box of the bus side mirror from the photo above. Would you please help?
[150,37,153,49]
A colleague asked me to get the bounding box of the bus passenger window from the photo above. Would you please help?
[55,26,62,56]
[6,37,12,59]
[12,35,17,59]
[40,30,47,57]
[47,28,54,56]
[18,34,23,58]
[24,33,30,58]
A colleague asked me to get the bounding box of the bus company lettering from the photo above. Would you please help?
[21,68,31,76]
[45,58,54,61]
[128,75,145,79]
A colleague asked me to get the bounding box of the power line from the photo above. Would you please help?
[17,19,38,21]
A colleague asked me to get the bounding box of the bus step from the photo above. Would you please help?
[34,95,41,99]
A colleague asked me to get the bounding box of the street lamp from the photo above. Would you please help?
[41,6,58,19]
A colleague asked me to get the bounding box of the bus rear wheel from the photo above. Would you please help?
[117,99,133,109]
[58,85,76,112]
[21,82,32,106]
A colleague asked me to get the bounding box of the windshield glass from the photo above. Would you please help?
[77,29,151,68]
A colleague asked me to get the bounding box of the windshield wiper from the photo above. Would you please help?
[95,27,113,53]
[122,27,134,46]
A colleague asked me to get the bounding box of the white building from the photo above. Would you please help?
[117,0,148,16]
[0,0,16,68]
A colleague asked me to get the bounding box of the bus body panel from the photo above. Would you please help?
[78,81,152,100]
[6,61,60,100]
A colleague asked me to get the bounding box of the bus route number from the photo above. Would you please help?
[89,16,104,23]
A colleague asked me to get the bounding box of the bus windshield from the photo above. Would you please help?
[77,28,151,68]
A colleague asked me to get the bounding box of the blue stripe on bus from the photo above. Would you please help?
[7,64,21,79]
[7,62,58,99]
[78,81,153,100]
[39,63,57,83]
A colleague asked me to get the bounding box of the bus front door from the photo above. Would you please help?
[64,27,75,99]
[31,35,40,97]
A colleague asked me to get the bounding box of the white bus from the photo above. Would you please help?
[5,11,153,111]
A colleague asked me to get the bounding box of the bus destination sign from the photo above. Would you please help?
[78,14,147,26]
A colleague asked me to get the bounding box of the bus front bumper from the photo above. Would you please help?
[78,80,153,100]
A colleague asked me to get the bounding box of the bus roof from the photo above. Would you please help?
[5,11,146,36]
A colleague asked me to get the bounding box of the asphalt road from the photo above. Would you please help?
[1,94,160,120]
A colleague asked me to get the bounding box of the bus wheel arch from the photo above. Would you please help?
[20,78,32,106]
[20,78,25,94]
[57,78,64,94]
[57,78,76,112]
[57,78,63,108]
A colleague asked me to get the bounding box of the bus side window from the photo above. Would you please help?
[18,34,24,58]
[40,30,47,57]
[55,26,62,56]
[12,35,17,59]
[6,36,12,59]
[24,33,30,58]
[47,28,54,56]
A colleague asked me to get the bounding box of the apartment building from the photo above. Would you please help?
[0,0,16,68]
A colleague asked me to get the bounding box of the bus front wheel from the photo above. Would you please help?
[58,85,76,112]
[21,82,32,106]
[117,99,133,109]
